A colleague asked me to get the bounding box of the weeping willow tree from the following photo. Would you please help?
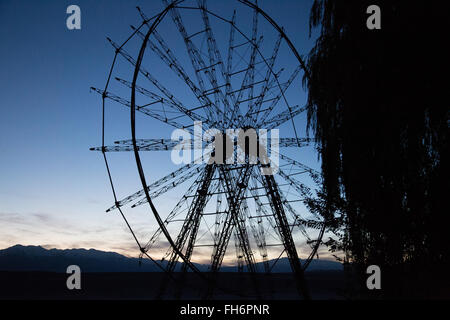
[303,0,449,296]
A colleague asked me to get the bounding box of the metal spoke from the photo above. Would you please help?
[131,165,204,209]
[106,162,204,212]
[245,33,283,125]
[262,104,307,130]
[131,24,218,123]
[90,87,193,134]
[257,65,302,124]
[106,37,209,127]
[162,0,230,125]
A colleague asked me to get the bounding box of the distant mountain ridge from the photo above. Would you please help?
[0,245,342,273]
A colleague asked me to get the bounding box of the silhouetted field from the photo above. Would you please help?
[0,271,345,300]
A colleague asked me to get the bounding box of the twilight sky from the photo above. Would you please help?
[0,0,327,263]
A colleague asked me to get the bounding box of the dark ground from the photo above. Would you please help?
[0,271,346,300]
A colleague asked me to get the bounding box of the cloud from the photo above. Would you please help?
[0,211,126,251]
[0,210,340,264]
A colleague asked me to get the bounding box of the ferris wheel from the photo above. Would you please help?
[91,0,326,299]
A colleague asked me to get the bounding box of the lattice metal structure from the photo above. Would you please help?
[91,0,327,299]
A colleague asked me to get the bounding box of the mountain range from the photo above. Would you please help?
[0,244,342,273]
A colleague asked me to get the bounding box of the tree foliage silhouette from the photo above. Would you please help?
[303,0,448,297]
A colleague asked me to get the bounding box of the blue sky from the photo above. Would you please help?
[0,0,326,262]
